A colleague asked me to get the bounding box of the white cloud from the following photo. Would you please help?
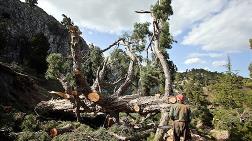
[212,60,227,67]
[184,57,206,65]
[31,0,155,33]
[170,0,227,35]
[182,0,252,52]
[21,0,252,53]
[188,53,224,58]
[204,67,209,71]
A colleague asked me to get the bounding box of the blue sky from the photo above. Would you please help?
[21,0,252,77]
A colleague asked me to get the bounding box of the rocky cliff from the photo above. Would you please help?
[0,0,68,110]
[0,0,69,63]
[0,62,50,111]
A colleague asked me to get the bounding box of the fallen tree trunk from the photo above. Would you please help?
[35,95,172,118]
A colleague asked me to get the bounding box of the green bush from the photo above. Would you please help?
[213,108,239,130]
[191,106,213,127]
[21,114,39,131]
[52,126,113,141]
[212,108,252,141]
[16,131,51,141]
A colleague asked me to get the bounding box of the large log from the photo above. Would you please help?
[35,94,172,118]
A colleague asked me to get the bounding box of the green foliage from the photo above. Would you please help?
[82,45,104,85]
[151,0,173,21]
[243,89,252,108]
[249,63,252,78]
[249,38,252,49]
[213,108,252,141]
[52,125,114,141]
[39,120,58,131]
[159,22,173,50]
[174,69,220,105]
[191,106,213,127]
[132,22,151,41]
[131,22,151,52]
[140,62,163,95]
[213,108,239,130]
[210,74,244,108]
[109,49,129,78]
[209,72,252,140]
[147,132,155,141]
[184,80,205,106]
[61,14,74,28]
[21,114,39,131]
[17,131,51,141]
[46,45,104,92]
[46,53,74,84]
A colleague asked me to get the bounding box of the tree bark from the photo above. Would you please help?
[69,26,92,121]
[154,110,169,141]
[153,31,172,96]
[35,95,172,118]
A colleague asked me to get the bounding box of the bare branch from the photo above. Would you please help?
[146,35,154,51]
[57,74,72,94]
[135,10,151,14]
[91,58,108,91]
[112,76,126,85]
[113,60,135,97]
[101,38,124,53]
[110,38,137,97]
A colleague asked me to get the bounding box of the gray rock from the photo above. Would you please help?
[0,0,69,62]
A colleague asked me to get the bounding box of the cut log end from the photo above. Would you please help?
[50,128,58,137]
[133,104,140,112]
[50,124,74,137]
[88,92,100,102]
[168,96,177,104]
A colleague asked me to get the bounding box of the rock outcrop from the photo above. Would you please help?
[0,0,69,62]
[0,62,51,111]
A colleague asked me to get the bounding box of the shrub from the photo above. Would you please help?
[21,114,39,131]
[212,108,252,141]
[16,131,51,141]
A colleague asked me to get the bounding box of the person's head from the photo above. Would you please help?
[176,94,185,104]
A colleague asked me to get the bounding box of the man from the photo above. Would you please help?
[169,94,191,141]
